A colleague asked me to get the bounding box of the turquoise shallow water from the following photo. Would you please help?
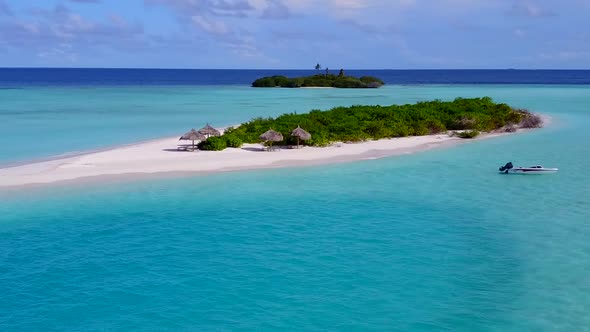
[0,86,398,164]
[2,84,587,164]
[1,85,590,330]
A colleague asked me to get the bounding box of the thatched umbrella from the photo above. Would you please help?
[179,129,206,150]
[198,123,221,138]
[291,126,311,148]
[259,129,284,151]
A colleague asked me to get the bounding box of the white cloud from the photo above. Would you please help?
[260,1,292,19]
[146,0,254,17]
[37,43,78,62]
[0,4,147,61]
[331,0,367,10]
[191,15,230,36]
[506,0,556,18]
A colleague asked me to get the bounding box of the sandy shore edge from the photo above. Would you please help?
[0,125,539,189]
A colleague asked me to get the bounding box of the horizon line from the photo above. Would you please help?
[1,67,590,71]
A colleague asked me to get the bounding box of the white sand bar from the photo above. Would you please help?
[0,132,508,187]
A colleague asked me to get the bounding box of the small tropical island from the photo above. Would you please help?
[0,97,544,187]
[199,97,542,150]
[252,64,385,88]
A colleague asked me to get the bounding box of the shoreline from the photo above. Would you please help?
[0,128,534,189]
[298,86,335,89]
[0,124,242,169]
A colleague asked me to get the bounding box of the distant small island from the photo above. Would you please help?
[252,65,384,88]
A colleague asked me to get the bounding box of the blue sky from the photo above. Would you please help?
[0,0,588,69]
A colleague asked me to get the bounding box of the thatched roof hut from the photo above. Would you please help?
[291,126,311,148]
[198,123,221,137]
[179,129,206,150]
[259,129,284,142]
[260,129,283,150]
[291,126,311,140]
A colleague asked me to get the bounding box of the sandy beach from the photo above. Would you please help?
[0,130,520,188]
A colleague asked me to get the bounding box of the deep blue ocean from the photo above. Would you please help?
[2,68,590,87]
[1,69,589,331]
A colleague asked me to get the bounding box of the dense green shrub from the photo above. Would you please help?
[198,136,227,151]
[333,77,366,88]
[252,73,385,88]
[359,76,384,87]
[252,76,290,87]
[284,78,304,88]
[225,135,243,148]
[425,119,446,134]
[210,97,535,148]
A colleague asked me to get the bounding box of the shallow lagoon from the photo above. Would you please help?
[1,84,589,330]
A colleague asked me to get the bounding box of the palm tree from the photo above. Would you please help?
[315,63,321,73]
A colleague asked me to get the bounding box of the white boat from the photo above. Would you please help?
[499,162,558,174]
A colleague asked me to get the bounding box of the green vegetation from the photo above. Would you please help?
[225,135,243,148]
[251,74,384,88]
[197,136,227,151]
[196,134,244,151]
[197,97,539,150]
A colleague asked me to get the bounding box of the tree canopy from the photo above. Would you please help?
[251,74,384,88]
[198,97,539,150]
